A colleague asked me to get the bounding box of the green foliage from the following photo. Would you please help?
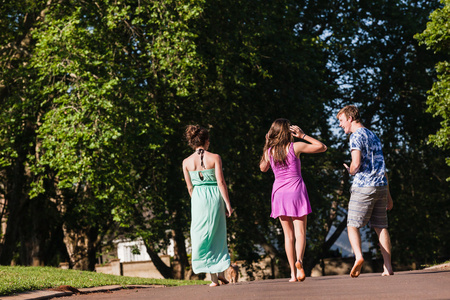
[23,0,208,270]
[0,266,206,296]
[416,0,450,53]
[183,0,336,273]
[325,0,450,266]
[1,0,448,279]
[0,0,67,266]
[415,0,450,174]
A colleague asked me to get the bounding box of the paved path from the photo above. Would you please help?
[3,266,450,300]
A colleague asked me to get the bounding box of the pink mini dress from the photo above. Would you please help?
[269,143,312,218]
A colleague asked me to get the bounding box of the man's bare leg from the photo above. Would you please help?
[374,227,394,276]
[348,226,364,278]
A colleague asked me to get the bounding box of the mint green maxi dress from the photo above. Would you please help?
[189,168,230,274]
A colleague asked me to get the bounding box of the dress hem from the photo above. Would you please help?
[193,262,230,274]
[270,211,311,219]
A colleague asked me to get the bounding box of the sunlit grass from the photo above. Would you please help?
[423,260,450,269]
[0,266,206,296]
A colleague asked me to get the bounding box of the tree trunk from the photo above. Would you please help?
[0,138,30,265]
[0,196,6,244]
[0,206,21,264]
[144,242,173,279]
[0,4,48,265]
[304,174,349,275]
[304,216,348,276]
[256,233,289,278]
[171,227,189,279]
[62,224,92,270]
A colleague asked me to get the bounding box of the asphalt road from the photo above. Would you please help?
[57,267,450,300]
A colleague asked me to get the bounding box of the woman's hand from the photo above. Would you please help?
[226,205,234,217]
[290,125,305,139]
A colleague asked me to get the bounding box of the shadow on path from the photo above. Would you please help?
[3,265,449,300]
[59,267,450,300]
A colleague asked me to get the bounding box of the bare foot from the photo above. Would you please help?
[295,260,306,282]
[209,282,220,287]
[382,265,394,276]
[289,277,298,282]
[350,258,364,278]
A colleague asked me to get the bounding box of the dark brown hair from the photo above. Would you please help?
[262,118,293,166]
[337,105,361,123]
[185,125,209,150]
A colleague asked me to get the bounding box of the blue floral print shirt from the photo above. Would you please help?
[349,127,388,187]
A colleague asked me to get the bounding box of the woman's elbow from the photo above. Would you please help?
[217,180,227,188]
[260,163,269,172]
[314,144,327,153]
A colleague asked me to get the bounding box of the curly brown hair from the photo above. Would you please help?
[185,125,209,150]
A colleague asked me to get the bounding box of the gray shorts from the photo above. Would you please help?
[347,186,388,228]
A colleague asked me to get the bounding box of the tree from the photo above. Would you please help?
[415,0,450,177]
[0,0,68,266]
[2,0,447,279]
[27,0,207,273]
[323,0,450,267]
[183,0,342,277]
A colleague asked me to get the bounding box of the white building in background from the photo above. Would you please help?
[115,239,151,262]
[114,237,189,262]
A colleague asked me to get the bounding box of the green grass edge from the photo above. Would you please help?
[0,266,207,296]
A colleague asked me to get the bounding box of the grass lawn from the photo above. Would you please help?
[0,265,206,296]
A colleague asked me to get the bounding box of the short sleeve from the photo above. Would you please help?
[349,131,363,151]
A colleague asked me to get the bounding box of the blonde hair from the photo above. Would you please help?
[337,105,361,122]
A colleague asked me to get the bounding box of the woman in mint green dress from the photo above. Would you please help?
[182,125,233,287]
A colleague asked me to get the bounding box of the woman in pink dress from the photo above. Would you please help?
[260,119,327,282]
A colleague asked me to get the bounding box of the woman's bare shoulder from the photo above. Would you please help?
[204,151,221,165]
[182,153,196,166]
[293,141,305,155]
[211,152,222,160]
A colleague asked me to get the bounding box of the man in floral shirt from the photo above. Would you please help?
[337,105,394,278]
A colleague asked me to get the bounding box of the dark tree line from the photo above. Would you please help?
[0,0,448,278]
